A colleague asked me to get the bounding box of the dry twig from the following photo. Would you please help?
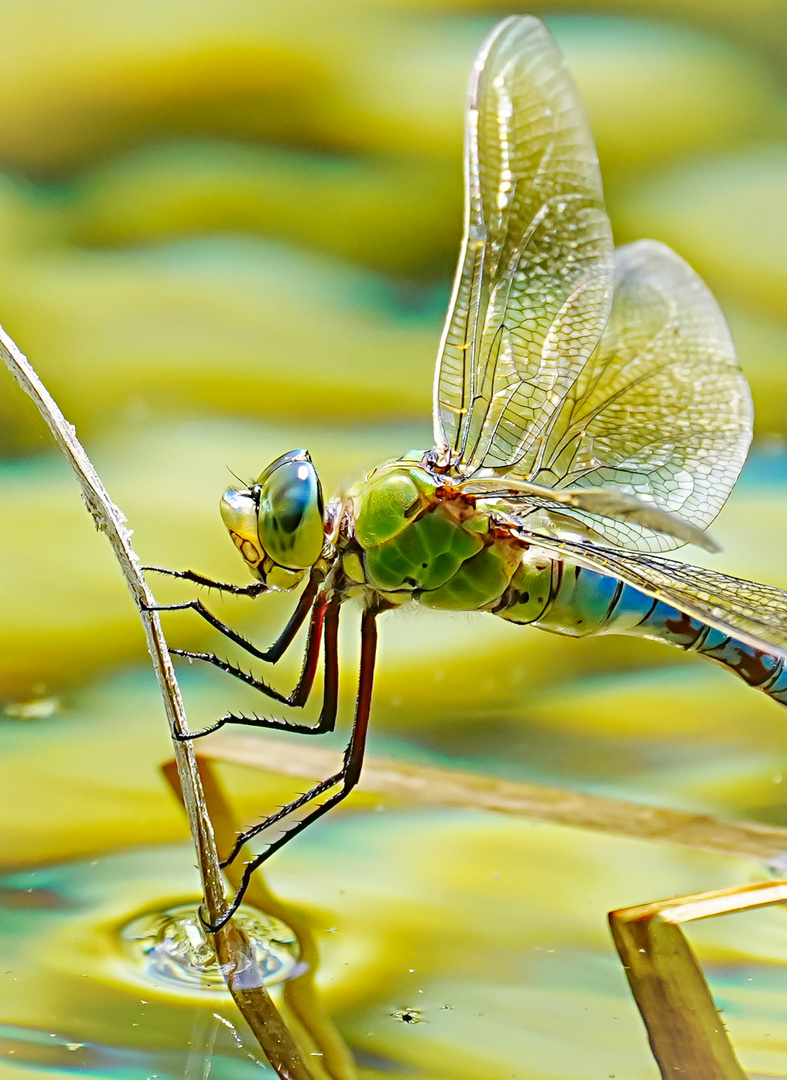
[206,730,787,864]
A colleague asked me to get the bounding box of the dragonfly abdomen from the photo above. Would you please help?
[616,594,787,706]
[497,560,787,707]
[495,558,622,635]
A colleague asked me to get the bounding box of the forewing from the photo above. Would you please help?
[518,527,787,656]
[433,16,614,469]
[507,240,753,552]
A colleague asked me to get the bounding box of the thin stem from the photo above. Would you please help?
[163,756,357,1080]
[0,323,316,1080]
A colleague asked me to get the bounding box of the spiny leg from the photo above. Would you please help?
[143,567,321,663]
[142,565,270,597]
[172,590,327,706]
[206,607,379,931]
[174,597,340,740]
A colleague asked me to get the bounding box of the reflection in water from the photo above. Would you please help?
[2,802,787,1076]
[120,902,301,993]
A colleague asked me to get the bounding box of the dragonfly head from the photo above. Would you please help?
[220,449,325,590]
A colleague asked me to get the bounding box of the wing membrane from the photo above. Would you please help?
[504,241,753,552]
[515,526,787,656]
[467,479,719,551]
[433,16,614,468]
[433,17,753,555]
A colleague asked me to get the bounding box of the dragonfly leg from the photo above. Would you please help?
[173,597,340,739]
[142,565,269,597]
[206,607,378,931]
[143,570,320,663]
[171,591,327,703]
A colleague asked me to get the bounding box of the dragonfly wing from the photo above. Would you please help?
[501,240,753,552]
[514,526,787,656]
[471,480,719,551]
[432,15,614,468]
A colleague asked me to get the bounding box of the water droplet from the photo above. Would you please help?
[120,902,301,993]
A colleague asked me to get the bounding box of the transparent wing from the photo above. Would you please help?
[499,240,753,552]
[516,526,787,656]
[433,15,614,470]
[468,480,720,552]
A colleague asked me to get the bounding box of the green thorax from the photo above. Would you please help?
[341,453,525,611]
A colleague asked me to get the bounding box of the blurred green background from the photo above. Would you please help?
[0,1,786,1077]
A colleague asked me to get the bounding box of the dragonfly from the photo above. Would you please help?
[147,15,787,930]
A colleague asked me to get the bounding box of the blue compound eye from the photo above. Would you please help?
[256,450,325,570]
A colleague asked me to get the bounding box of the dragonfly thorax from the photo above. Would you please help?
[220,449,325,590]
[343,455,528,611]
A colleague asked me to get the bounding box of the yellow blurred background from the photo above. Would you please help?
[0,1,786,1077]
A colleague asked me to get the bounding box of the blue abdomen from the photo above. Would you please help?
[499,559,787,708]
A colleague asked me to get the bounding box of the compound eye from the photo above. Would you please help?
[256,450,324,570]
